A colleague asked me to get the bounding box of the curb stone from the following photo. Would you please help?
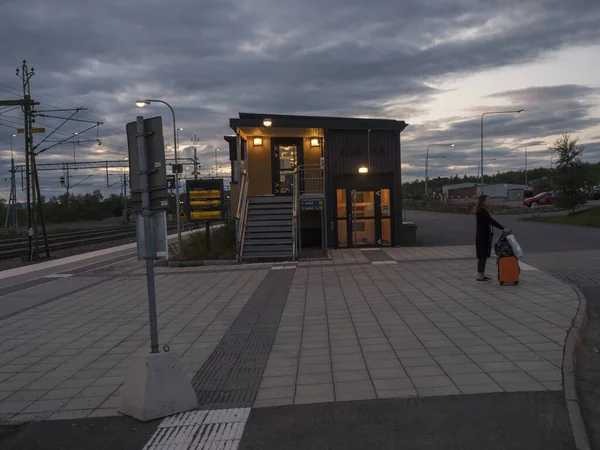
[562,284,592,450]
[168,260,238,267]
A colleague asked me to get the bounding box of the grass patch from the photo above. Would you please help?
[541,206,600,228]
[171,220,237,260]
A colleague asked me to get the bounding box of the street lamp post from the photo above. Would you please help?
[214,148,218,177]
[480,109,524,194]
[478,158,497,179]
[425,143,454,196]
[136,99,182,251]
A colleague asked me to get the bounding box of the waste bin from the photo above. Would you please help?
[399,221,418,246]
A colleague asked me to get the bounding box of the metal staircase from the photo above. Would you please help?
[241,196,294,261]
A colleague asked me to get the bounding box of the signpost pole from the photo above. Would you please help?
[136,116,159,354]
[205,220,211,253]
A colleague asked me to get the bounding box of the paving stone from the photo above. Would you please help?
[78,385,120,398]
[333,370,370,383]
[406,366,445,377]
[417,386,461,397]
[253,397,294,408]
[412,376,454,388]
[298,363,331,375]
[375,388,418,399]
[260,376,297,388]
[450,373,495,386]
[331,353,364,363]
[476,361,520,372]
[526,370,562,382]
[332,361,367,372]
[4,390,49,402]
[458,384,503,394]
[256,386,296,401]
[294,393,335,405]
[299,355,331,365]
[22,399,69,413]
[62,396,106,410]
[489,371,536,384]
[0,401,31,414]
[334,381,376,401]
[263,365,297,377]
[48,409,93,420]
[441,363,483,375]
[295,383,334,397]
[398,357,437,367]
[372,378,414,391]
[497,381,546,392]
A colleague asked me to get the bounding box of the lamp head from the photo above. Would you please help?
[518,109,524,114]
[136,100,150,107]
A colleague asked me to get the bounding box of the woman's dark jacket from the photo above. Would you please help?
[475,208,504,259]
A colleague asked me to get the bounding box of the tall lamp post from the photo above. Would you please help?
[425,143,454,196]
[481,109,524,194]
[477,158,497,179]
[214,148,218,178]
[136,99,182,251]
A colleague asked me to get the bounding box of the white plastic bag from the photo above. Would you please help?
[506,234,524,258]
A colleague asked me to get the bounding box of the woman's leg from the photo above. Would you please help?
[477,258,487,279]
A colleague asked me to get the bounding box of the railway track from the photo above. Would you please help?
[0,223,194,260]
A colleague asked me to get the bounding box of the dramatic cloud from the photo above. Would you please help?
[0,0,599,197]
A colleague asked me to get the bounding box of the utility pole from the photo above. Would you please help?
[5,134,18,233]
[122,172,128,222]
[525,146,528,188]
[191,134,200,180]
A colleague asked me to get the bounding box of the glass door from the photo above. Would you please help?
[273,144,297,195]
[335,188,392,248]
[351,190,376,246]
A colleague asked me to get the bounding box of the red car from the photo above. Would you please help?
[523,192,557,208]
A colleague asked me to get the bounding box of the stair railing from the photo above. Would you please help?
[292,168,299,260]
[236,170,249,262]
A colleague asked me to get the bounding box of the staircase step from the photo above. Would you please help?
[246,203,293,210]
[250,196,293,204]
[246,220,292,227]
[243,249,293,258]
[244,238,292,246]
[245,232,291,239]
[248,211,292,218]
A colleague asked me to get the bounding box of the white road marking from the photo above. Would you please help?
[43,273,74,278]
[271,265,296,270]
[143,408,251,450]
[371,260,398,265]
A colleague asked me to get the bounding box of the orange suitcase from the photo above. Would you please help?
[498,256,520,285]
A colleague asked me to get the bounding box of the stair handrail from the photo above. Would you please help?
[236,169,249,262]
[292,168,299,260]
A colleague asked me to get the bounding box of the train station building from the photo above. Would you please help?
[224,112,408,261]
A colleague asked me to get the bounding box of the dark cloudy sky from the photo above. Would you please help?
[1,0,599,200]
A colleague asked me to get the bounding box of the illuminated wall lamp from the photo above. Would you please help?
[310,138,320,147]
[263,118,272,127]
[358,166,369,174]
[253,137,263,146]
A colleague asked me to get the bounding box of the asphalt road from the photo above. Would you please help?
[406,210,600,253]
[239,392,574,450]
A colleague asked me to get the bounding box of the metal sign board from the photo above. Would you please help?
[300,199,324,211]
[186,179,225,222]
[136,210,168,260]
[126,116,168,213]
[167,175,176,189]
[0,100,23,106]
[18,127,45,134]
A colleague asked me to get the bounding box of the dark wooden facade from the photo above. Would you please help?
[227,113,407,248]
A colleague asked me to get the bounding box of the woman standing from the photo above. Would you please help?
[475,195,511,281]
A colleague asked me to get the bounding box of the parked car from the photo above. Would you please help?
[593,186,600,200]
[523,191,558,208]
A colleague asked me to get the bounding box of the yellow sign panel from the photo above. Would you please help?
[190,189,221,199]
[16,128,45,134]
[190,200,221,207]
[180,211,186,222]
[190,210,222,219]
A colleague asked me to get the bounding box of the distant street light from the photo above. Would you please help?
[136,99,182,251]
[425,143,454,196]
[480,109,524,193]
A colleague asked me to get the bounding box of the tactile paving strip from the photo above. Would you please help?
[192,269,295,409]
[143,408,251,450]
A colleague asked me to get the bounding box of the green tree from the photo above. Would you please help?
[553,133,591,213]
